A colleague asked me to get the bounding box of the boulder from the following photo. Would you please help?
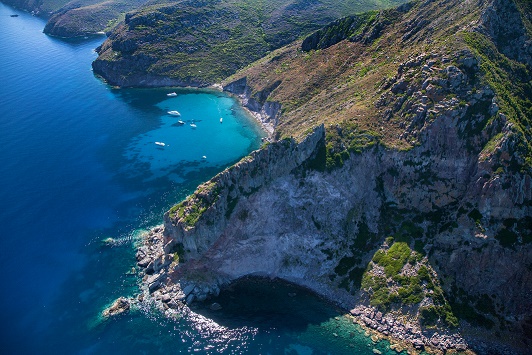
[161,294,171,303]
[350,308,361,316]
[137,257,152,268]
[147,273,164,293]
[412,339,424,350]
[168,299,180,309]
[182,284,195,297]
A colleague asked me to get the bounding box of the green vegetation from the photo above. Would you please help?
[94,0,409,86]
[420,304,459,328]
[301,11,380,51]
[38,0,147,37]
[225,196,239,219]
[462,31,532,171]
[171,243,185,263]
[360,242,458,327]
[495,216,532,247]
[449,298,495,329]
[372,241,411,277]
[169,200,207,227]
[168,180,222,227]
[325,122,380,170]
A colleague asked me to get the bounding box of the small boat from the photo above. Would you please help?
[220,117,223,123]
[177,120,185,125]
[190,123,197,128]
[155,142,165,146]
[202,156,207,159]
[167,92,177,97]
[168,110,180,116]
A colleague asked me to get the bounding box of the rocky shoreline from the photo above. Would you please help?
[124,226,472,354]
[100,209,529,355]
[222,77,281,137]
[349,306,469,354]
[133,226,224,316]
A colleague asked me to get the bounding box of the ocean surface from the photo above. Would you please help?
[0,4,408,354]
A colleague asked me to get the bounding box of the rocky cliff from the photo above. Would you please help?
[148,0,532,353]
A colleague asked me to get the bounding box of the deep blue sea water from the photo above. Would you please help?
[0,4,408,354]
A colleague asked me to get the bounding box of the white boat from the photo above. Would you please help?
[202,156,207,159]
[190,123,197,128]
[167,92,177,97]
[155,142,165,146]
[168,110,181,116]
[177,120,185,125]
[220,117,223,123]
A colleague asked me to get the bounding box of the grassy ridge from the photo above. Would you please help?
[93,0,407,86]
[224,0,531,171]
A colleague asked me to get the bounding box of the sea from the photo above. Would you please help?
[0,4,410,354]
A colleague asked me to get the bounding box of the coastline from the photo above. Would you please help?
[213,79,278,139]
[129,225,473,355]
[211,83,275,140]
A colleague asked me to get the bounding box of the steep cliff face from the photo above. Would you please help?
[2,0,48,15]
[157,0,532,353]
[163,114,531,352]
[163,125,325,256]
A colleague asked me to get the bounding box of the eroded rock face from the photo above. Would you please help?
[163,125,325,256]
[476,0,532,67]
[131,0,532,352]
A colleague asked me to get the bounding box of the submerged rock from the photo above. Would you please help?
[210,302,222,311]
[102,297,130,318]
[101,237,116,246]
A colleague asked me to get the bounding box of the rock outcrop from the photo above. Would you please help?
[102,297,131,318]
[2,0,148,38]
[163,124,325,257]
[43,0,148,38]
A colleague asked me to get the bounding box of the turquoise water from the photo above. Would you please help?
[0,4,406,354]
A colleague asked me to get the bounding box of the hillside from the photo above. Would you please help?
[91,0,407,87]
[2,0,148,37]
[137,0,532,354]
[223,0,531,159]
[44,0,148,37]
